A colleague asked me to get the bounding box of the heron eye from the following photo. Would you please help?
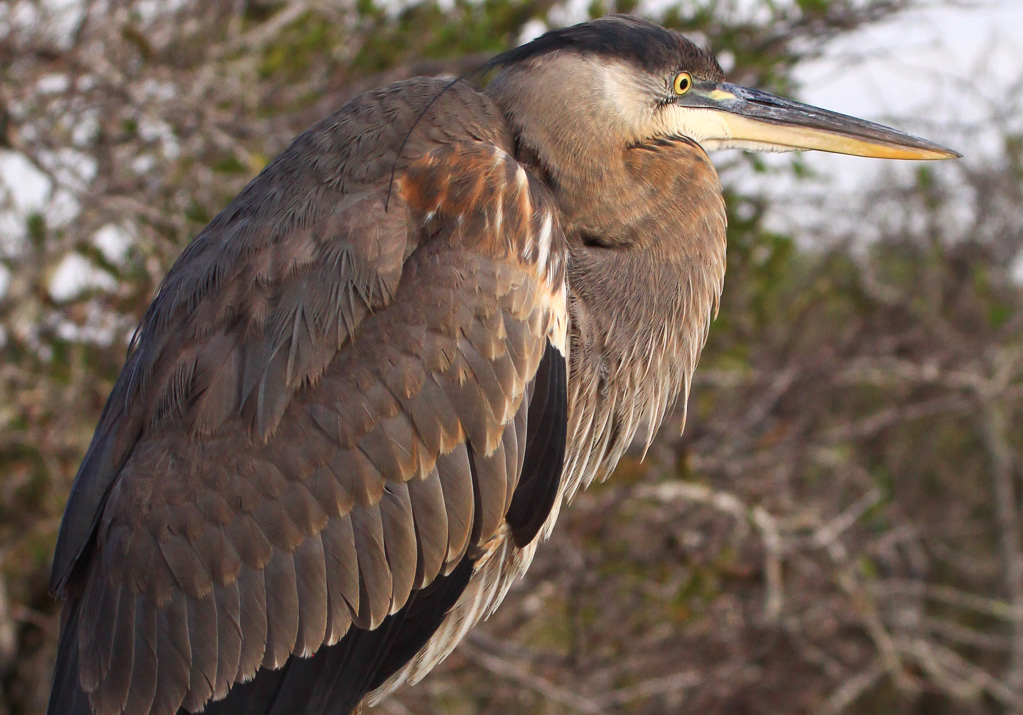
[673,72,693,96]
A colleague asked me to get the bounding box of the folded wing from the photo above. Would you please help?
[47,78,569,715]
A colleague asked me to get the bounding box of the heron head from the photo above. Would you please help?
[486,15,959,163]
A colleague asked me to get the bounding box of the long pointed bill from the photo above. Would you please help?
[684,83,960,160]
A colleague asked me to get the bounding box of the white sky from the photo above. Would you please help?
[790,0,1023,185]
[707,0,1023,240]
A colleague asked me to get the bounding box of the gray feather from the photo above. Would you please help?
[435,445,475,571]
[292,535,328,657]
[379,482,417,614]
[407,469,448,589]
[261,549,299,670]
[182,593,218,710]
[152,590,191,714]
[234,564,268,684]
[212,580,242,699]
[351,505,391,630]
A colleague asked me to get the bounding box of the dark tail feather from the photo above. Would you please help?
[507,341,567,547]
[199,556,475,715]
[48,598,91,715]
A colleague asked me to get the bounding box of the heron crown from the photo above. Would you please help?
[485,15,723,81]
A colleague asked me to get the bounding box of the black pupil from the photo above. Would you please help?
[678,77,689,90]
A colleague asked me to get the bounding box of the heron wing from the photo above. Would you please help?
[48,79,568,715]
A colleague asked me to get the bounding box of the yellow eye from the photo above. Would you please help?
[673,72,693,95]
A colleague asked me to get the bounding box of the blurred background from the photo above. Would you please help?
[1,0,1021,712]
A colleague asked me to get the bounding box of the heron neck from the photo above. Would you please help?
[577,136,726,358]
[560,140,727,492]
[486,58,641,242]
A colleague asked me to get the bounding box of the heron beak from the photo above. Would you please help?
[685,82,960,160]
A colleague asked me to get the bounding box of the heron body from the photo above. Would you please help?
[47,15,956,715]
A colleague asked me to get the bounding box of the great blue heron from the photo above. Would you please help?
[47,15,957,715]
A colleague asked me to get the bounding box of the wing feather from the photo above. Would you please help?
[234,564,268,683]
[190,334,244,437]
[434,445,475,572]
[402,372,463,456]
[152,589,191,714]
[327,448,385,508]
[305,464,354,521]
[182,592,218,710]
[351,504,392,630]
[468,442,508,544]
[212,580,243,699]
[459,335,511,424]
[379,482,417,616]
[226,514,273,570]
[48,77,570,715]
[123,596,158,714]
[260,550,299,671]
[292,535,329,658]
[253,500,305,555]
[93,585,134,714]
[78,572,116,693]
[316,526,353,646]
[320,516,360,630]
[406,469,448,589]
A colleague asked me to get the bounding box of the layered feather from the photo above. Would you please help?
[49,76,570,715]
